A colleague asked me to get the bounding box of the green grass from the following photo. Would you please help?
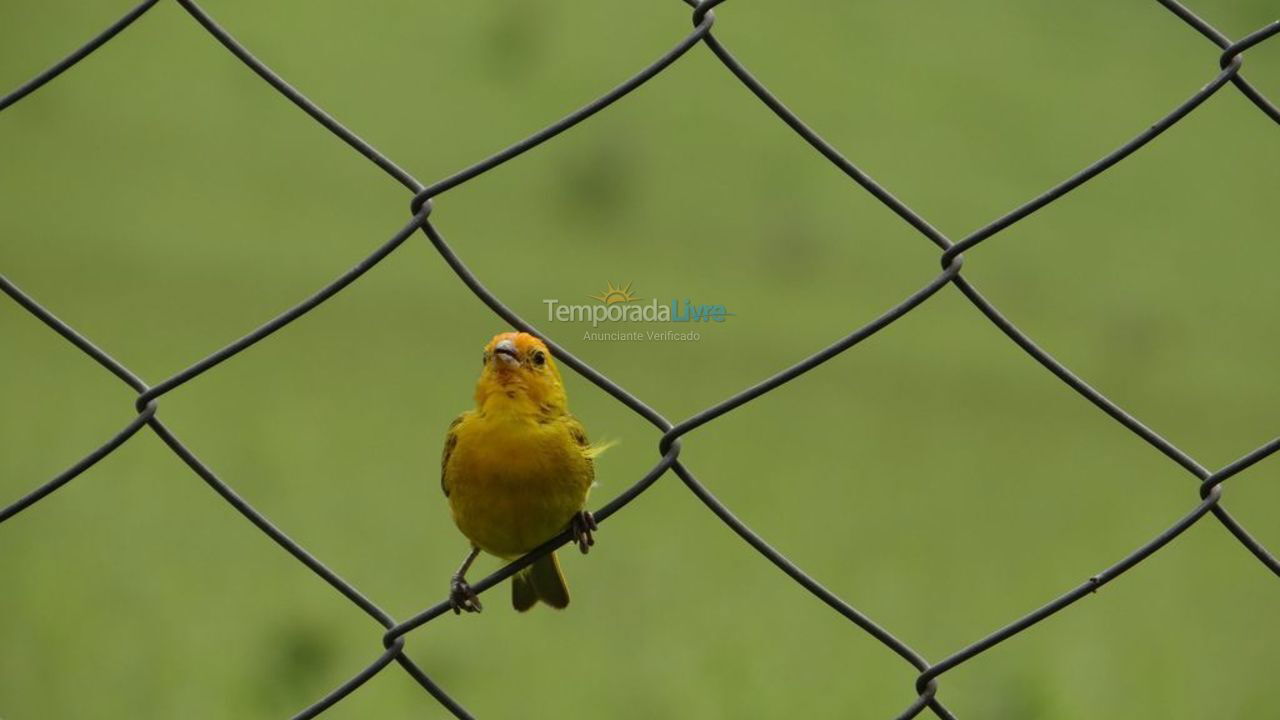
[2,1,1278,718]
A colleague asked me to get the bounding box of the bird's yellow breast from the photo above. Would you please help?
[445,411,593,559]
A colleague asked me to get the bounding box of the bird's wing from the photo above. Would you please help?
[565,414,590,448]
[563,413,601,482]
[441,413,467,497]
[566,413,615,461]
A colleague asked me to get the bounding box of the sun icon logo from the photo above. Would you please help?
[590,281,641,304]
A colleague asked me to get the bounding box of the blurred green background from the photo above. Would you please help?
[2,1,1278,718]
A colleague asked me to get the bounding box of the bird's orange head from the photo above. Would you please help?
[475,332,567,413]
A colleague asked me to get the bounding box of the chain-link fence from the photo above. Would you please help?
[3,1,1278,718]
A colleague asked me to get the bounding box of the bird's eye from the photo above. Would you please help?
[532,351,546,366]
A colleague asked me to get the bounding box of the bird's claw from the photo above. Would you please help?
[571,510,598,555]
[449,575,483,614]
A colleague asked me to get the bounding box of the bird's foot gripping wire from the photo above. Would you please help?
[571,510,597,554]
[449,574,483,614]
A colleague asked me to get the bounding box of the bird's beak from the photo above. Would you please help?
[492,339,519,368]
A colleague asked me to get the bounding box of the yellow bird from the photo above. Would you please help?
[441,331,602,613]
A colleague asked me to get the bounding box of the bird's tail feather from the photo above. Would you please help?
[512,552,569,611]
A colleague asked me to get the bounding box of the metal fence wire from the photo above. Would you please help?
[3,1,1279,717]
